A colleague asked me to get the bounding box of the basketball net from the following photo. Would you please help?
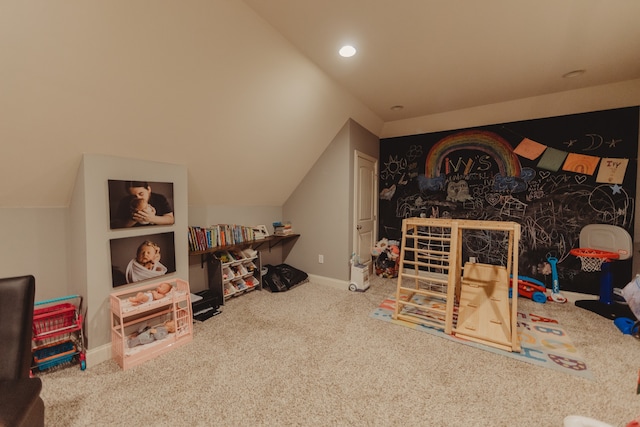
[576,255,606,273]
[570,248,619,273]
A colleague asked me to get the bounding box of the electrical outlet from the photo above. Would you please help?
[469,257,477,263]
[318,254,324,264]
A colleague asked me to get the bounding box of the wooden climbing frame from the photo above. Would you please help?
[393,218,521,352]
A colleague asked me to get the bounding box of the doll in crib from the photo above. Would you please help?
[128,282,172,306]
[128,320,176,348]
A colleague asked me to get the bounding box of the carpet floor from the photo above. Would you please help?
[39,275,640,426]
[371,293,593,379]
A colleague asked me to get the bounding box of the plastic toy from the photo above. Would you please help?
[510,276,547,303]
[547,257,567,303]
[613,317,639,335]
[32,295,86,372]
[571,224,634,319]
[348,254,370,292]
[627,413,640,427]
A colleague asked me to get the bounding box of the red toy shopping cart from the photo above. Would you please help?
[31,295,86,373]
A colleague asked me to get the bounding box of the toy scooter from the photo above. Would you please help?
[547,257,567,303]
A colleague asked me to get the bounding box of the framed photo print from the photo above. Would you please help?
[108,180,175,229]
[110,232,176,287]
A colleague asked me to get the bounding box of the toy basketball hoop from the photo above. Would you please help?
[572,224,634,320]
[569,248,620,273]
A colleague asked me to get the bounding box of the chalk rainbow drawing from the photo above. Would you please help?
[425,130,522,178]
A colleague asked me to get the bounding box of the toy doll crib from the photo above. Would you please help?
[570,224,635,320]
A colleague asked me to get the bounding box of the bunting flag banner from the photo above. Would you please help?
[514,138,547,160]
[562,153,601,175]
[512,135,629,183]
[537,147,568,172]
[596,158,629,184]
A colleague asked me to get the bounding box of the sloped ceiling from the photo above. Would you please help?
[244,0,640,122]
[0,1,380,208]
[2,1,640,208]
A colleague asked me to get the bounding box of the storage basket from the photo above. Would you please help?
[32,303,77,337]
[33,340,77,371]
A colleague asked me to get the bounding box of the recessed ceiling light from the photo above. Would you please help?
[339,45,356,58]
[562,69,586,79]
[390,105,404,111]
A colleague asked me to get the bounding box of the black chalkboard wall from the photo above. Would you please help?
[379,106,639,294]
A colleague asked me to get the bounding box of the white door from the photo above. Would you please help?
[353,151,377,269]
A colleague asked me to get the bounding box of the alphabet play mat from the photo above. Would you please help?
[371,294,593,380]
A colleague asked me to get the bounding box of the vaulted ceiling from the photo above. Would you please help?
[1,1,639,207]
[243,0,640,121]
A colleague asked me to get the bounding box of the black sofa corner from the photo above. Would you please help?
[0,275,45,427]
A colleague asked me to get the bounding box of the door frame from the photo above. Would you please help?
[352,150,378,268]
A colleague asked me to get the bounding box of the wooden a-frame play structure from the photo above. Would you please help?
[393,217,521,352]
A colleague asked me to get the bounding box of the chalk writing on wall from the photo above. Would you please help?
[379,107,639,293]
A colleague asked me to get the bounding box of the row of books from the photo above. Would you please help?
[188,224,257,252]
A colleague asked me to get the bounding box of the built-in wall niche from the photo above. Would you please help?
[379,106,639,294]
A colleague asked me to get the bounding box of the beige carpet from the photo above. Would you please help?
[39,276,640,426]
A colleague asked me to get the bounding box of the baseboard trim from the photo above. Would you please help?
[307,273,601,302]
[85,342,111,369]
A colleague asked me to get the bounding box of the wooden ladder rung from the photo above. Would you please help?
[397,298,447,315]
[403,260,450,271]
[405,234,451,242]
[410,260,449,268]
[399,274,448,285]
[403,247,450,256]
[398,286,448,300]
[395,313,445,330]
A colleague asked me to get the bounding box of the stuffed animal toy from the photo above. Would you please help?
[372,238,400,278]
[371,238,389,257]
[389,244,400,259]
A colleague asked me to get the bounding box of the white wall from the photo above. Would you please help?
[71,154,189,349]
[0,208,69,301]
[0,0,382,209]
[283,120,378,281]
[282,122,350,280]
